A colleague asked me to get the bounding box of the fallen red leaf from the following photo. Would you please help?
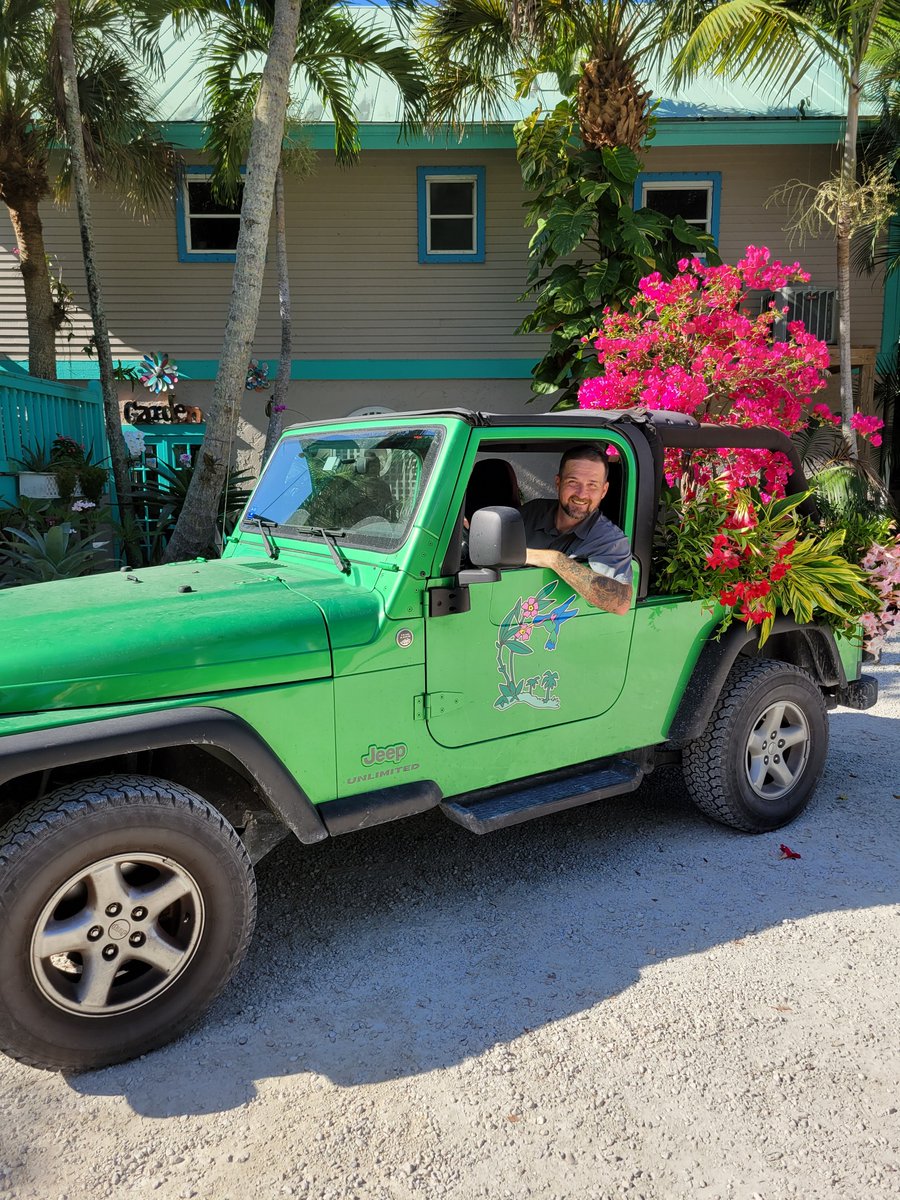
[779,844,801,859]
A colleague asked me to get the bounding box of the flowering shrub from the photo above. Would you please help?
[860,539,900,652]
[578,247,893,642]
[578,247,884,499]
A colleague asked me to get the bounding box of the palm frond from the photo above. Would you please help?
[50,41,176,214]
[811,460,897,521]
[198,0,429,172]
[667,0,841,94]
[297,11,429,129]
[204,74,259,199]
[418,0,520,127]
[301,57,360,163]
[797,420,897,519]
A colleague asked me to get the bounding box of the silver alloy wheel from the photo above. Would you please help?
[745,700,811,800]
[30,853,204,1017]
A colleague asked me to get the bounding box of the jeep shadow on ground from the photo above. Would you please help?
[65,673,900,1120]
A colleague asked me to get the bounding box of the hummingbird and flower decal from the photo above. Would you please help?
[494,581,578,711]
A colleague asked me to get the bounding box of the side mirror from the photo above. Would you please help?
[468,506,526,568]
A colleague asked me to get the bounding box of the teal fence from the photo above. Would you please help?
[0,368,108,506]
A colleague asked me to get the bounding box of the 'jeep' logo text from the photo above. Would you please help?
[361,742,408,766]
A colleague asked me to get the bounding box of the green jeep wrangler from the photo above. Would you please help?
[0,408,877,1070]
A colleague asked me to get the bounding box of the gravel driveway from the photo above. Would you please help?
[1,643,898,1200]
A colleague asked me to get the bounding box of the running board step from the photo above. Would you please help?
[440,757,644,834]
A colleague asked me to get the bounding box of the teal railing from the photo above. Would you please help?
[0,367,108,505]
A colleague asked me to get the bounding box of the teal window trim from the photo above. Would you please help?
[634,171,722,242]
[177,166,244,264]
[417,166,485,264]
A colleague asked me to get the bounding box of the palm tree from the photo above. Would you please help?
[540,668,559,699]
[422,0,654,154]
[164,0,429,561]
[52,0,154,523]
[162,0,304,563]
[0,0,174,380]
[664,0,900,456]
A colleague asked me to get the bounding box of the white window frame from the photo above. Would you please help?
[177,168,244,263]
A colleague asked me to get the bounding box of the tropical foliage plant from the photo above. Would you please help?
[0,523,98,585]
[47,434,107,504]
[657,480,880,645]
[11,435,108,504]
[515,108,719,405]
[136,459,253,562]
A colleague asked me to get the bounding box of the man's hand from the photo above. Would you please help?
[526,548,632,615]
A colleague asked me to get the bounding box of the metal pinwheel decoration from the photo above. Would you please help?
[140,352,179,394]
[246,359,270,391]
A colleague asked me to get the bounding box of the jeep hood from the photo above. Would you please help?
[0,558,340,715]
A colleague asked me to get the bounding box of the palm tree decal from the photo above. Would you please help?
[494,581,578,710]
[540,669,560,701]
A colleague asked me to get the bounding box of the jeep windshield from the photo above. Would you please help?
[242,425,444,552]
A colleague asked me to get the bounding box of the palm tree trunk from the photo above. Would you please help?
[6,196,57,380]
[164,0,303,562]
[54,0,135,524]
[837,59,860,457]
[262,163,291,464]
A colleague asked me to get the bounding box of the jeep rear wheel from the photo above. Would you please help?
[682,659,828,832]
[0,775,256,1071]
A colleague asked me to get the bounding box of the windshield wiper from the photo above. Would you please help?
[294,525,352,575]
[247,512,279,560]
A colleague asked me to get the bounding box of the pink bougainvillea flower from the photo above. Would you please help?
[811,403,840,426]
[850,412,885,439]
[779,844,802,860]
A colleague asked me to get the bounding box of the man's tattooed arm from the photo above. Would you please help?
[525,548,632,614]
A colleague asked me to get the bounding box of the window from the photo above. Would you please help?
[634,172,721,242]
[243,425,445,553]
[176,168,243,263]
[417,167,485,263]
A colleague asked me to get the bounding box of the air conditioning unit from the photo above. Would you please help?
[765,286,838,344]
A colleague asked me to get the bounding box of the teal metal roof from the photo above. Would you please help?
[154,5,873,146]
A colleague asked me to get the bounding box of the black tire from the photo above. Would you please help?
[682,658,828,833]
[0,775,256,1071]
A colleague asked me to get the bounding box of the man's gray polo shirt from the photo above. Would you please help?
[521,499,633,585]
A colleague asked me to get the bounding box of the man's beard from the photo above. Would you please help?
[560,498,595,521]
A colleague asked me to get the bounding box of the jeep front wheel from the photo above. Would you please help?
[0,775,256,1071]
[682,659,828,832]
